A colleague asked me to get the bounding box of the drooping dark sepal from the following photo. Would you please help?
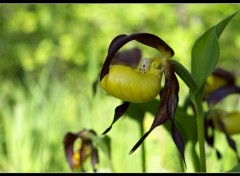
[63,132,79,170]
[129,61,186,165]
[129,63,174,155]
[216,118,240,162]
[206,85,240,106]
[102,101,130,135]
[91,145,99,172]
[171,122,186,167]
[164,60,186,165]
[129,89,169,155]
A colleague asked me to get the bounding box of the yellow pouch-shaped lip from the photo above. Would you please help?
[100,62,162,103]
[204,75,228,96]
[213,111,240,135]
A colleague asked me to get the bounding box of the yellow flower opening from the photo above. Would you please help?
[100,58,164,103]
[71,143,92,170]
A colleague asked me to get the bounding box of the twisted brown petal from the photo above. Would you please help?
[216,118,240,162]
[102,101,130,135]
[207,85,240,106]
[91,145,99,172]
[63,132,79,171]
[129,86,169,154]
[163,60,185,164]
[166,71,179,121]
[171,122,186,166]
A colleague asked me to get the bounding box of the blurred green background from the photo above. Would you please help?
[0,3,240,173]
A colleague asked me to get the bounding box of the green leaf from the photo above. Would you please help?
[172,59,197,94]
[228,163,240,172]
[191,11,239,91]
[88,133,113,164]
[191,27,219,88]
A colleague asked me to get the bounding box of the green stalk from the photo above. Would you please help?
[139,117,146,172]
[195,100,206,172]
[190,141,200,172]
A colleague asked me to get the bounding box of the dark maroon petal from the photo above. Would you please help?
[90,146,99,172]
[63,132,79,171]
[216,118,240,162]
[162,60,179,121]
[129,89,169,154]
[134,33,174,58]
[207,85,240,106]
[204,118,214,147]
[167,73,179,121]
[129,130,152,155]
[111,47,142,68]
[100,33,174,81]
[107,34,127,54]
[171,123,186,166]
[102,101,130,135]
[79,142,86,172]
[164,62,186,164]
[225,134,240,162]
[100,34,128,81]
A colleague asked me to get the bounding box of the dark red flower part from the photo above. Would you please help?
[63,129,99,172]
[100,33,186,166]
[204,67,240,163]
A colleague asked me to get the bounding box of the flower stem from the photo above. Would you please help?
[195,100,206,172]
[140,117,146,172]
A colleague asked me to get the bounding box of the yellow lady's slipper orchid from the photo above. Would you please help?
[204,68,235,97]
[204,75,228,96]
[64,129,99,172]
[100,33,185,165]
[100,58,163,103]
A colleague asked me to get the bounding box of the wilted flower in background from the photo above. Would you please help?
[63,129,99,172]
[204,67,236,103]
[203,68,240,162]
[99,33,185,164]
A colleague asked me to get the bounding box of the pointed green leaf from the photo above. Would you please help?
[191,11,239,92]
[88,133,113,168]
[172,59,197,94]
[191,27,220,88]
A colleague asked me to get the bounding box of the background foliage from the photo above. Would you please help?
[0,4,240,172]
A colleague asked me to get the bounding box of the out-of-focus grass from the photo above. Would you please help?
[0,66,149,172]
